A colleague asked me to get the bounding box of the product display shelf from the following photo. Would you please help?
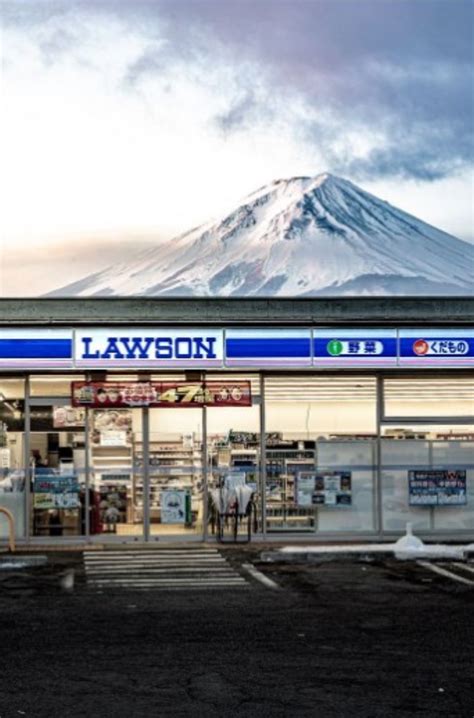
[208,445,260,487]
[265,448,316,531]
[90,444,134,526]
[132,439,203,524]
[90,445,133,482]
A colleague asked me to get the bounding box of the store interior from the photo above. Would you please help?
[1,374,473,540]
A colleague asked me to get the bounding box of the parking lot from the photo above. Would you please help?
[0,551,473,717]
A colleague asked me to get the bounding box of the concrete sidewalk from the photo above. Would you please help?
[261,542,474,563]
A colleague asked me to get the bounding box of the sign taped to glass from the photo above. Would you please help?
[72,381,252,408]
[33,473,81,509]
[408,469,467,506]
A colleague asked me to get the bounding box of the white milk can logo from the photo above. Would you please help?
[412,339,469,356]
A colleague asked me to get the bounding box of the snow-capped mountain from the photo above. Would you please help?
[50,174,474,297]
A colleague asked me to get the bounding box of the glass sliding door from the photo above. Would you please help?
[89,407,143,538]
[147,407,204,538]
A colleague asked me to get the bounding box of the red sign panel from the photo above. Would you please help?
[71,381,252,408]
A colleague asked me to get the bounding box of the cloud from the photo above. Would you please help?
[214,90,261,134]
[1,0,472,252]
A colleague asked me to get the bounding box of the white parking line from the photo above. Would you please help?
[418,561,474,587]
[452,562,474,576]
[241,563,281,590]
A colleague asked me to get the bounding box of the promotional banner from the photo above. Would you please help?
[74,328,224,368]
[408,469,467,505]
[399,329,474,366]
[72,381,252,408]
[314,329,397,366]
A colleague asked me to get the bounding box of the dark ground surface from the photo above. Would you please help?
[0,550,473,718]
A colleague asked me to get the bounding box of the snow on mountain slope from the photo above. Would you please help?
[49,173,474,297]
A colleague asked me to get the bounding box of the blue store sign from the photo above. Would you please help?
[399,329,474,366]
[313,329,397,366]
[0,326,472,369]
[226,329,312,367]
[0,330,73,368]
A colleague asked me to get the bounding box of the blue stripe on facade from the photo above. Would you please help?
[399,338,474,358]
[314,337,397,358]
[226,338,311,359]
[0,339,72,359]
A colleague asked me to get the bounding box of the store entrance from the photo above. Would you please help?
[147,407,204,538]
[89,406,143,538]
[26,377,253,541]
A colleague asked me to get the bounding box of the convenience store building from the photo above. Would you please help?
[0,297,473,545]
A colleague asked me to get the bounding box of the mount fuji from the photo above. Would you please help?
[50,173,474,297]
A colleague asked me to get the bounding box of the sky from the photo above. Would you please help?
[1,0,473,295]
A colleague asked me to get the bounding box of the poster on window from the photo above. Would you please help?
[0,448,11,469]
[53,406,85,428]
[161,490,191,524]
[33,473,81,509]
[408,470,466,506]
[296,473,316,506]
[92,410,132,446]
[297,471,352,507]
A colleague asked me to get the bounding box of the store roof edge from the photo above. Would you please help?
[0,296,473,325]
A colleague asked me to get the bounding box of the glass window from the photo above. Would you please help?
[29,402,87,538]
[381,424,474,533]
[0,378,26,539]
[264,376,377,533]
[383,377,474,418]
[30,375,85,397]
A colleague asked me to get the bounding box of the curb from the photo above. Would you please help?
[0,555,48,568]
[261,550,394,563]
[260,545,474,563]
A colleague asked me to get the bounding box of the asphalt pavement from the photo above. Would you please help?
[0,550,473,718]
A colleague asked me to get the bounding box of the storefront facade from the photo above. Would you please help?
[1,297,473,544]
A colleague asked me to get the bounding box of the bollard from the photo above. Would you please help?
[0,507,16,552]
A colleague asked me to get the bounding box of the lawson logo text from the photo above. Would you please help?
[80,336,218,361]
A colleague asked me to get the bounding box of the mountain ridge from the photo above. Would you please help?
[48,173,474,297]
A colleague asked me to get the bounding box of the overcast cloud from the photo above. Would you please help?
[1,0,473,294]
